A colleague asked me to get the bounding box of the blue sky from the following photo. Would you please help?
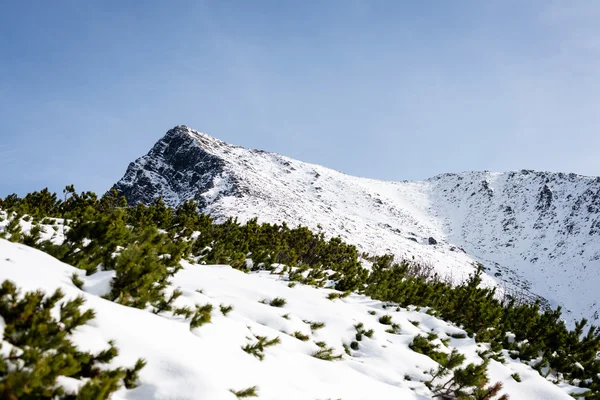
[1,1,600,196]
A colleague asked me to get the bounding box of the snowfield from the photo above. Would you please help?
[0,239,585,399]
[114,126,600,326]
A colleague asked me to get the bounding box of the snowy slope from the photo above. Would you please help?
[113,126,600,325]
[0,238,585,399]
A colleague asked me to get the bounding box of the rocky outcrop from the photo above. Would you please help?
[112,126,242,209]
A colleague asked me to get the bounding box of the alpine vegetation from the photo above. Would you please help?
[0,184,598,398]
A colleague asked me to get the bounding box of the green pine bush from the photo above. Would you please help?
[0,280,144,398]
[2,187,599,396]
[230,385,259,398]
[242,335,281,361]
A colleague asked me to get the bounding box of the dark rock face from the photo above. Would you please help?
[536,184,553,211]
[428,237,438,245]
[112,126,240,209]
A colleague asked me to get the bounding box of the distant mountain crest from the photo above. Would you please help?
[113,125,600,325]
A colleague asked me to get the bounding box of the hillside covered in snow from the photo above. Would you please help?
[113,126,600,325]
[1,186,599,399]
[0,236,585,399]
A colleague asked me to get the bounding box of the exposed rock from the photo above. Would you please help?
[536,184,553,211]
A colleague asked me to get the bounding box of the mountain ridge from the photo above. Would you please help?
[113,125,600,325]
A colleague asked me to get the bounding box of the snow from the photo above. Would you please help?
[114,126,600,325]
[0,239,584,399]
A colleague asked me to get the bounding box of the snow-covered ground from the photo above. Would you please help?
[0,238,586,399]
[113,126,600,325]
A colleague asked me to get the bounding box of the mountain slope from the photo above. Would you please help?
[0,238,583,399]
[113,126,600,324]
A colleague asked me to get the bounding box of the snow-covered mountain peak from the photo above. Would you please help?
[169,124,236,150]
[113,126,600,325]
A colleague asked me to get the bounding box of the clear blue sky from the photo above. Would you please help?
[2,1,600,196]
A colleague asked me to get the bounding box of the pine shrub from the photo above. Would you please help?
[230,385,259,398]
[190,303,213,329]
[220,304,233,316]
[304,320,325,332]
[242,335,281,361]
[311,344,343,361]
[71,272,84,290]
[0,280,144,398]
[269,297,287,307]
[293,331,310,341]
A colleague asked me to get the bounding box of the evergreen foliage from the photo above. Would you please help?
[242,335,281,361]
[411,334,507,399]
[268,297,287,308]
[0,280,143,398]
[293,331,310,341]
[219,304,233,316]
[303,320,326,333]
[70,272,84,290]
[230,385,259,398]
[190,304,213,329]
[354,322,373,341]
[2,187,600,396]
[311,343,343,361]
[365,259,600,393]
[410,334,449,365]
